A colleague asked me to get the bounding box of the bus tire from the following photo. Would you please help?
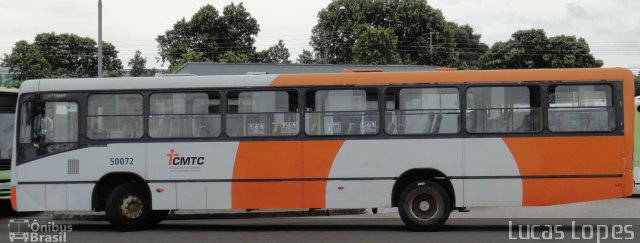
[105,183,153,231]
[398,180,451,232]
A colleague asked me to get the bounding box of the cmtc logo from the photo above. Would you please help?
[166,149,205,166]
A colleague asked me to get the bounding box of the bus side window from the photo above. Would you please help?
[87,94,143,139]
[465,86,541,133]
[226,90,299,137]
[149,92,221,138]
[305,89,379,136]
[548,84,614,132]
[385,87,460,135]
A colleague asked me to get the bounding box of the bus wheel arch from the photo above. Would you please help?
[91,172,149,212]
[391,168,455,209]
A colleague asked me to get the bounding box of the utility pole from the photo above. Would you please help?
[97,0,103,78]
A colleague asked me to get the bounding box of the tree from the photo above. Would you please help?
[296,49,318,64]
[449,22,488,69]
[545,35,603,68]
[156,3,259,69]
[253,40,291,64]
[1,41,51,82]
[351,24,400,65]
[128,50,156,77]
[218,51,250,63]
[1,32,123,84]
[635,73,640,96]
[310,0,484,66]
[480,29,603,69]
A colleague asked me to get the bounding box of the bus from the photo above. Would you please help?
[10,68,635,231]
[0,87,18,200]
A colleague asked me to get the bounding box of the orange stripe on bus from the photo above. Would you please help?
[232,141,303,209]
[503,136,624,206]
[10,186,16,211]
[269,68,631,87]
[231,140,344,209]
[302,140,345,208]
[520,178,621,206]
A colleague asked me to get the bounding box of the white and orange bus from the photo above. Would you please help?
[10,68,635,231]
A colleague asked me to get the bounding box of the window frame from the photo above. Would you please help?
[303,87,382,137]
[86,92,145,140]
[463,83,544,135]
[545,83,617,133]
[383,85,462,136]
[147,91,222,139]
[225,88,302,138]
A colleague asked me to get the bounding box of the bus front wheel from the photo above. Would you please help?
[398,180,451,232]
[105,183,153,231]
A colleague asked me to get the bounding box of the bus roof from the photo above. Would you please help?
[19,68,633,93]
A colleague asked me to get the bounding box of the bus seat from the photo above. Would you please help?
[347,123,355,134]
[431,114,443,134]
[271,123,281,135]
[386,121,396,134]
[310,123,319,134]
[424,113,436,134]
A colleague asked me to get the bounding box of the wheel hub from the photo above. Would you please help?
[418,200,430,211]
[410,193,437,220]
[120,194,143,220]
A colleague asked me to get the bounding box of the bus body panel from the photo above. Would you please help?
[15,136,623,211]
[16,184,44,211]
[66,183,93,210]
[15,144,147,182]
[463,138,523,206]
[504,136,625,205]
[232,141,304,209]
[149,182,176,209]
[325,139,464,208]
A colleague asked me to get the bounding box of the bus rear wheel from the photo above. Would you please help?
[105,183,153,231]
[398,180,451,232]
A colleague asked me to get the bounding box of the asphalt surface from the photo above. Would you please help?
[2,196,640,243]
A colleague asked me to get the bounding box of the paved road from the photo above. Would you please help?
[2,196,640,243]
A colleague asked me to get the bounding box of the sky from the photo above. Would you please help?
[0,0,638,74]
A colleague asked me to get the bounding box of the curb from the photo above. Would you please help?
[51,208,367,221]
